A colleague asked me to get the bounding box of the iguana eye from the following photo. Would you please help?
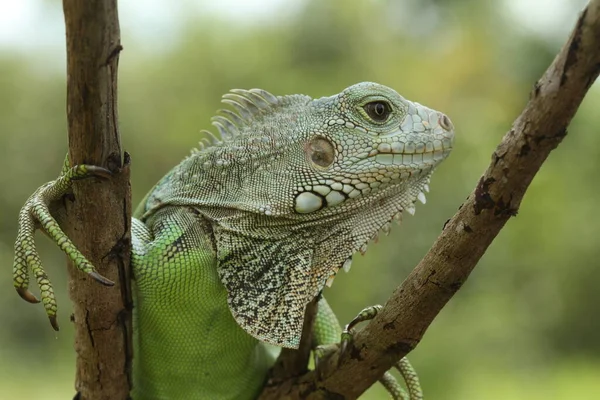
[364,101,391,122]
[306,136,335,168]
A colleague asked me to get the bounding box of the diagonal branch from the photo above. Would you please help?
[259,0,600,398]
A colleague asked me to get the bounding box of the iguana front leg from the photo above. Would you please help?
[12,159,113,330]
[314,300,422,400]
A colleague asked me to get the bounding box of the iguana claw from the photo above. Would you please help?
[12,161,113,331]
[89,271,116,286]
[70,165,113,180]
[339,304,383,357]
[16,286,40,303]
[339,304,423,400]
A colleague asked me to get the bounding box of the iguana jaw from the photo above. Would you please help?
[367,130,453,169]
[353,130,452,185]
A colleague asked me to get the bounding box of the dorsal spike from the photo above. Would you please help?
[222,94,261,120]
[193,142,205,154]
[202,89,311,149]
[229,89,271,110]
[218,109,245,128]
[221,99,253,121]
[200,130,221,145]
[211,115,240,139]
[249,88,279,105]
[200,138,212,148]
[211,121,227,139]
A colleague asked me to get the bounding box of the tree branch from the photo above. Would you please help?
[259,0,600,398]
[62,1,132,399]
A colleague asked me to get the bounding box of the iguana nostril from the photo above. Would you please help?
[439,113,454,131]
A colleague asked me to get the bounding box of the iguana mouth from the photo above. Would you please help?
[356,112,454,168]
[353,138,452,170]
[369,145,453,167]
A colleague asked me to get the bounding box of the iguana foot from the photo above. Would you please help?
[13,163,113,331]
[316,305,423,400]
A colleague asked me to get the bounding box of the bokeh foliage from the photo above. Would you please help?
[1,0,599,398]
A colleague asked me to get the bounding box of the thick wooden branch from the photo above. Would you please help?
[62,1,132,399]
[259,0,600,398]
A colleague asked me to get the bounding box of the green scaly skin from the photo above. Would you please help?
[13,82,454,399]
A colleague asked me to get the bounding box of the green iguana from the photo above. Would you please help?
[13,82,454,399]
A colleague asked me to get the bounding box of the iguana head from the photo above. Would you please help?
[150,82,454,348]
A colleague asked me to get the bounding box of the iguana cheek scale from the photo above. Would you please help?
[13,82,454,399]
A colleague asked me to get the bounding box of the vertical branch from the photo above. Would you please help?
[62,1,132,399]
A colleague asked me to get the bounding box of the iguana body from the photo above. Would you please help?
[13,82,454,399]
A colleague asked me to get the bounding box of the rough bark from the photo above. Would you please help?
[62,1,132,399]
[259,0,600,398]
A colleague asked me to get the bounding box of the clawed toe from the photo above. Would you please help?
[12,160,113,331]
[16,287,40,303]
[89,271,114,286]
[70,165,112,181]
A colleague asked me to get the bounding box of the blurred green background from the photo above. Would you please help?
[1,0,599,398]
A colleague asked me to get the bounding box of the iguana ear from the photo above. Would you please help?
[214,228,320,349]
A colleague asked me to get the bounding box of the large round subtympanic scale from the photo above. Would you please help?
[294,192,323,213]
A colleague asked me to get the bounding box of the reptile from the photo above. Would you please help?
[13,82,454,399]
